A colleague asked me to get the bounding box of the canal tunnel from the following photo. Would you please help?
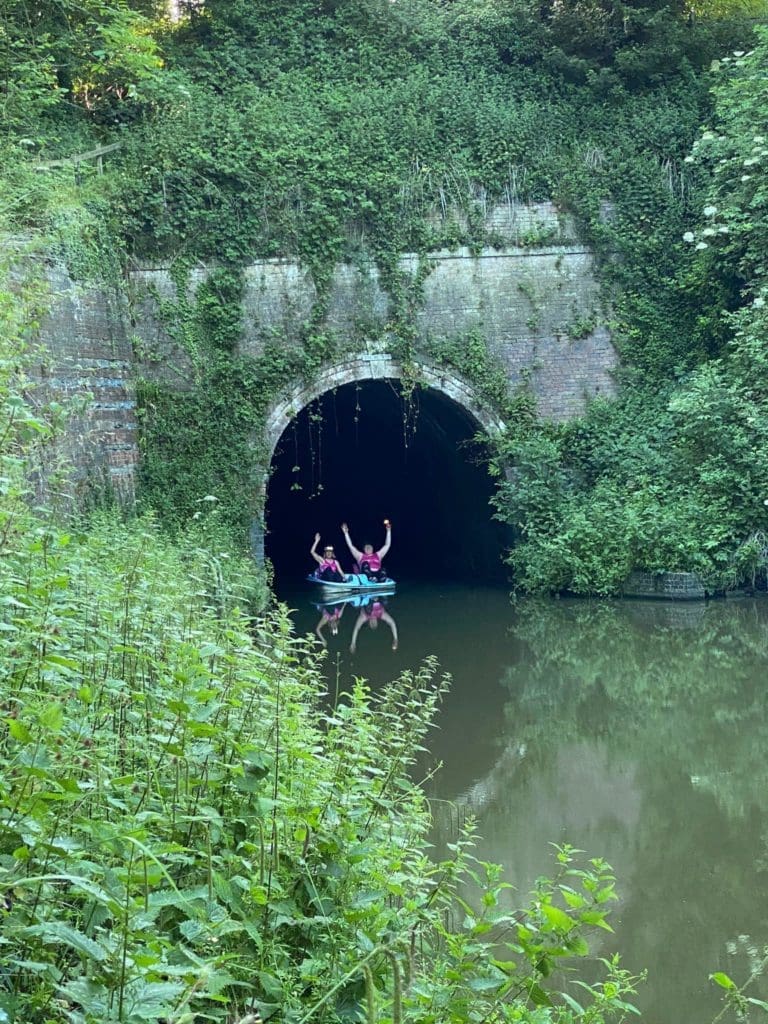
[265,380,510,583]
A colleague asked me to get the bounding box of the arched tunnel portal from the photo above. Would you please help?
[262,358,512,584]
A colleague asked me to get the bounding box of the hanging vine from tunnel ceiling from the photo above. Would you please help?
[307,398,324,500]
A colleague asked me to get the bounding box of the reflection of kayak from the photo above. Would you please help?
[306,573,397,594]
[313,588,395,610]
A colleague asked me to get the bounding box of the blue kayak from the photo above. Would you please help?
[313,588,396,610]
[306,572,396,593]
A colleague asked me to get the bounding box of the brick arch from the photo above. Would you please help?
[263,353,506,465]
[251,353,507,561]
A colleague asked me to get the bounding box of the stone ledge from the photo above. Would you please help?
[622,570,706,601]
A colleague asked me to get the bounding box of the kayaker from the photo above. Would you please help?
[350,598,398,653]
[310,534,346,582]
[341,519,392,581]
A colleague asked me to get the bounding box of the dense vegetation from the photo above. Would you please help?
[2,0,767,592]
[2,0,768,1019]
[490,32,768,593]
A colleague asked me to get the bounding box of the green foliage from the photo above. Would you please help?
[134,264,345,536]
[682,31,768,294]
[487,25,768,595]
[105,0,755,271]
[0,270,634,1023]
[0,506,640,1023]
[0,0,162,130]
[490,373,768,594]
[2,0,766,594]
[0,244,61,557]
[709,944,768,1022]
[8,5,768,1018]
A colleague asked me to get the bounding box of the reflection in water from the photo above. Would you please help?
[349,596,398,653]
[310,591,398,651]
[313,600,348,645]
[282,583,768,1023]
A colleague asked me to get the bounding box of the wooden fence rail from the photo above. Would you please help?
[36,142,122,174]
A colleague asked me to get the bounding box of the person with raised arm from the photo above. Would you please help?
[310,533,345,582]
[340,518,392,582]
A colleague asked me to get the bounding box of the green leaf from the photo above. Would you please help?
[468,975,505,992]
[561,991,585,1015]
[39,703,64,733]
[22,922,107,961]
[595,884,617,903]
[710,972,736,990]
[7,719,32,743]
[542,903,573,933]
[580,910,614,931]
[43,654,79,673]
[562,889,586,909]
[527,982,553,1007]
[567,935,589,956]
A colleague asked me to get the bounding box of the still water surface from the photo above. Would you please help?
[279,581,768,1024]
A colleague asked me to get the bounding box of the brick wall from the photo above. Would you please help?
[24,262,138,506]
[22,202,618,509]
[133,203,617,424]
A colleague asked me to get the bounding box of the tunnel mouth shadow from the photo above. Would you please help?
[265,379,511,585]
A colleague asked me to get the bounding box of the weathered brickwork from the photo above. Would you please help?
[622,571,707,601]
[21,202,618,512]
[131,203,617,427]
[27,263,138,505]
[17,216,705,598]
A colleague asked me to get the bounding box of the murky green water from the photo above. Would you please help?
[280,581,768,1023]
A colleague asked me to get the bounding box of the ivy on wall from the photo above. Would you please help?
[135,255,536,544]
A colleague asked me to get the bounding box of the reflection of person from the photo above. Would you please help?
[341,519,392,581]
[310,534,345,582]
[314,602,346,647]
[350,599,398,653]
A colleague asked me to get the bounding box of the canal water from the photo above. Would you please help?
[278,581,768,1024]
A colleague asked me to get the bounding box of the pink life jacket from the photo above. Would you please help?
[359,551,381,571]
[365,601,385,621]
[319,558,343,574]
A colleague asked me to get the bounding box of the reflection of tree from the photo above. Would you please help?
[496,597,768,1022]
[505,598,768,818]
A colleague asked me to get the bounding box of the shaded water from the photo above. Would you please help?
[279,581,768,1023]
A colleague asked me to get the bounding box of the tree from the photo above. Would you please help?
[0,0,162,130]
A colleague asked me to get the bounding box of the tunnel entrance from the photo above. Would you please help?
[265,380,510,584]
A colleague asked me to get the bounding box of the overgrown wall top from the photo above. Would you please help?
[130,201,617,421]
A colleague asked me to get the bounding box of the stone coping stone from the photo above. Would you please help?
[622,570,706,601]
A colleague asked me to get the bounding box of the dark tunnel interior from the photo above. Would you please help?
[265,380,511,584]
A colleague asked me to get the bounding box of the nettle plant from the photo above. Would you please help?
[0,511,640,1024]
